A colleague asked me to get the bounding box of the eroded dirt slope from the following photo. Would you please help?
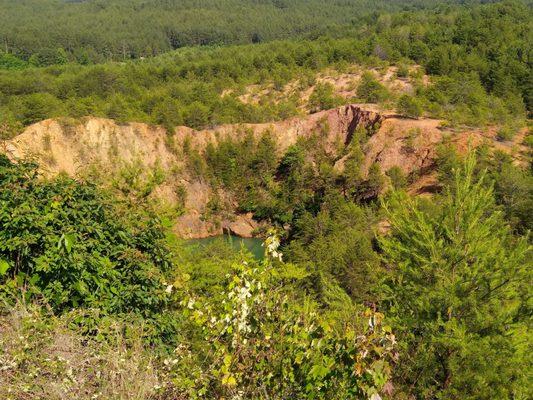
[5,104,526,238]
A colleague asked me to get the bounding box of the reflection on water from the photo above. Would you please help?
[185,235,265,260]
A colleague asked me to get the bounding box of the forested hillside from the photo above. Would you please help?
[0,0,493,63]
[0,1,532,399]
[1,0,531,139]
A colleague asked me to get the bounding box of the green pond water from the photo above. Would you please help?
[185,235,265,260]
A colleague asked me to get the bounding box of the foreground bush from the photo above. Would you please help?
[164,233,397,399]
[0,155,176,343]
[0,231,397,400]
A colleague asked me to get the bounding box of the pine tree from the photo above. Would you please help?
[380,154,531,399]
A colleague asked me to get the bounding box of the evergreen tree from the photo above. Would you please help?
[380,155,531,398]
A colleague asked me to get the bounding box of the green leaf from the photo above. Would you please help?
[0,259,10,276]
[64,233,76,253]
[309,364,330,380]
[222,373,237,386]
[223,354,232,367]
[58,233,76,253]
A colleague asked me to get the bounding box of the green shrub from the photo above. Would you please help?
[524,131,533,148]
[396,63,409,78]
[496,125,516,141]
[386,166,407,189]
[356,72,389,103]
[396,94,422,118]
[173,234,396,399]
[0,112,23,140]
[0,51,27,70]
[308,82,343,113]
[12,93,62,125]
[0,156,172,319]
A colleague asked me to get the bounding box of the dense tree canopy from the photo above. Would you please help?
[0,0,530,136]
[0,0,490,63]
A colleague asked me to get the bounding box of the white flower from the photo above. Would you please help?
[263,231,283,261]
[187,298,195,309]
[165,284,173,294]
[271,250,282,261]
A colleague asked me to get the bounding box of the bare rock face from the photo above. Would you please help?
[4,105,388,238]
[6,118,175,176]
[362,116,443,176]
[7,104,521,238]
[171,104,383,156]
[222,213,259,237]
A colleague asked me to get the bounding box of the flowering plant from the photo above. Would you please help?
[165,231,396,399]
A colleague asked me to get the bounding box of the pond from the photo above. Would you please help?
[185,235,265,260]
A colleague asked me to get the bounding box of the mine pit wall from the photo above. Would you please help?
[343,105,383,146]
[170,105,386,238]
[171,105,384,157]
[5,105,387,180]
[5,104,445,238]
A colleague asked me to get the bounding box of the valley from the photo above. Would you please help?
[0,1,531,399]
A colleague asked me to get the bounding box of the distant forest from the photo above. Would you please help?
[0,0,504,63]
[1,0,530,135]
